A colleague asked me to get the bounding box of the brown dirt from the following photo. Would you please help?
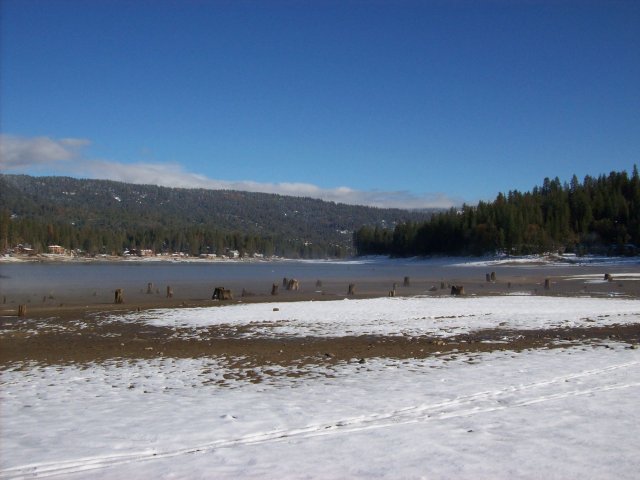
[2,269,638,369]
[2,309,638,368]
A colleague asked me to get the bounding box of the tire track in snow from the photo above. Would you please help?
[2,360,638,479]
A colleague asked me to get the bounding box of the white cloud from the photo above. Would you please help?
[1,134,458,209]
[0,134,90,169]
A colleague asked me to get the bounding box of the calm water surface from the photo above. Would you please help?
[2,258,636,299]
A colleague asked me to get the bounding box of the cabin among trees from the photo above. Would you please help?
[355,168,640,257]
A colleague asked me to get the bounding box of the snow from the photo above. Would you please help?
[2,295,640,479]
[113,295,640,339]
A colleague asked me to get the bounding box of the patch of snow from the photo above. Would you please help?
[1,345,639,479]
[112,296,640,339]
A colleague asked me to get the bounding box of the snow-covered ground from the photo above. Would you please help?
[2,295,640,479]
[113,295,640,339]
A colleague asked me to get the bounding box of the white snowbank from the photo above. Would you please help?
[113,295,640,339]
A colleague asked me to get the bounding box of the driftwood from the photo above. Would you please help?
[212,287,233,300]
[450,285,465,296]
[114,289,124,304]
[18,304,27,317]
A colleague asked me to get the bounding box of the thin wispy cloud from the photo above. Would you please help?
[0,134,457,209]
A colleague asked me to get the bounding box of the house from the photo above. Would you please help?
[14,244,35,255]
[48,245,66,255]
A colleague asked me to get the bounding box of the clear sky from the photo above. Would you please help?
[1,0,639,208]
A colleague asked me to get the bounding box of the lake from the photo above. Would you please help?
[2,256,638,306]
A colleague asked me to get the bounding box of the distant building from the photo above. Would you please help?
[48,245,66,255]
[14,244,35,255]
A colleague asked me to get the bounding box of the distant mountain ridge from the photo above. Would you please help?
[0,174,436,258]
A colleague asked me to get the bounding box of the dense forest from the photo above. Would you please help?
[0,175,433,258]
[354,168,640,257]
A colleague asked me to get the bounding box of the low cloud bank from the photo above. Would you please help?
[0,134,457,209]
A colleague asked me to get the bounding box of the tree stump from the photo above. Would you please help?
[166,286,173,298]
[490,271,496,282]
[18,304,27,317]
[389,289,396,297]
[282,277,289,287]
[450,285,465,296]
[348,283,356,295]
[147,282,154,294]
[271,283,279,296]
[403,276,410,287]
[212,287,233,300]
[604,273,613,282]
[544,278,551,290]
[114,289,124,304]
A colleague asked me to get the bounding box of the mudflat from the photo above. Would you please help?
[2,261,639,369]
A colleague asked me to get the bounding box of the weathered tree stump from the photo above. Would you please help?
[450,285,465,296]
[403,276,410,287]
[166,286,173,298]
[18,304,27,317]
[271,283,279,295]
[348,283,356,295]
[114,289,124,304]
[286,279,299,291]
[147,282,154,294]
[212,287,233,300]
[544,278,551,290]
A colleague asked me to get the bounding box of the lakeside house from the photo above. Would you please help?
[14,244,36,255]
[47,245,66,255]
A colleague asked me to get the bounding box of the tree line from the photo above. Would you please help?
[354,167,640,257]
[0,174,433,258]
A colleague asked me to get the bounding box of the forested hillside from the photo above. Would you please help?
[0,175,433,258]
[355,168,640,257]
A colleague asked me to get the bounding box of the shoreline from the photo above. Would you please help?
[3,259,638,369]
[3,268,640,320]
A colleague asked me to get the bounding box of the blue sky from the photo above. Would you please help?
[1,0,639,208]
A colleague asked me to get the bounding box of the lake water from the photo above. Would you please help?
[2,257,637,305]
